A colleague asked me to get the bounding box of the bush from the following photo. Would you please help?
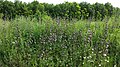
[0,17,120,67]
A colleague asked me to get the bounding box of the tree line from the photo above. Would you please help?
[0,0,120,21]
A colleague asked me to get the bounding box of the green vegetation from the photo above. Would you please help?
[0,0,120,67]
[0,16,120,67]
[0,0,120,21]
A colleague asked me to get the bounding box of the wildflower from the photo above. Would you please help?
[66,64,68,67]
[82,62,84,64]
[105,59,109,62]
[83,57,86,59]
[89,56,92,58]
[103,54,107,57]
[114,65,117,67]
[92,52,94,54]
[99,51,102,53]
[99,64,101,67]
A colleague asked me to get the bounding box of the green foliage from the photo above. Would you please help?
[0,1,120,66]
[0,0,120,21]
[0,16,120,67]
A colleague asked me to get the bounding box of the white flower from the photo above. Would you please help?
[103,54,107,56]
[99,64,101,66]
[105,59,109,62]
[99,51,102,53]
[114,65,117,67]
[89,56,92,58]
[92,52,94,54]
[82,62,84,64]
[107,60,109,62]
[83,57,86,59]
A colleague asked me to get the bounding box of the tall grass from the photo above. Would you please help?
[0,16,120,67]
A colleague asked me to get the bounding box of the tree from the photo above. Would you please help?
[0,0,119,21]
[105,2,113,17]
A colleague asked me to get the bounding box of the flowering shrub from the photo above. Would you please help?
[0,17,120,67]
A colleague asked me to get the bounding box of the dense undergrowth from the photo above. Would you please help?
[0,16,120,67]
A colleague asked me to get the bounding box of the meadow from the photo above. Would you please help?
[0,16,120,67]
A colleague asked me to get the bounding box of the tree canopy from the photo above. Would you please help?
[0,0,120,21]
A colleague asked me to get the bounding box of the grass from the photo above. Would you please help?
[0,16,120,67]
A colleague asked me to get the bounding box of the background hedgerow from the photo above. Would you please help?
[0,0,120,21]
